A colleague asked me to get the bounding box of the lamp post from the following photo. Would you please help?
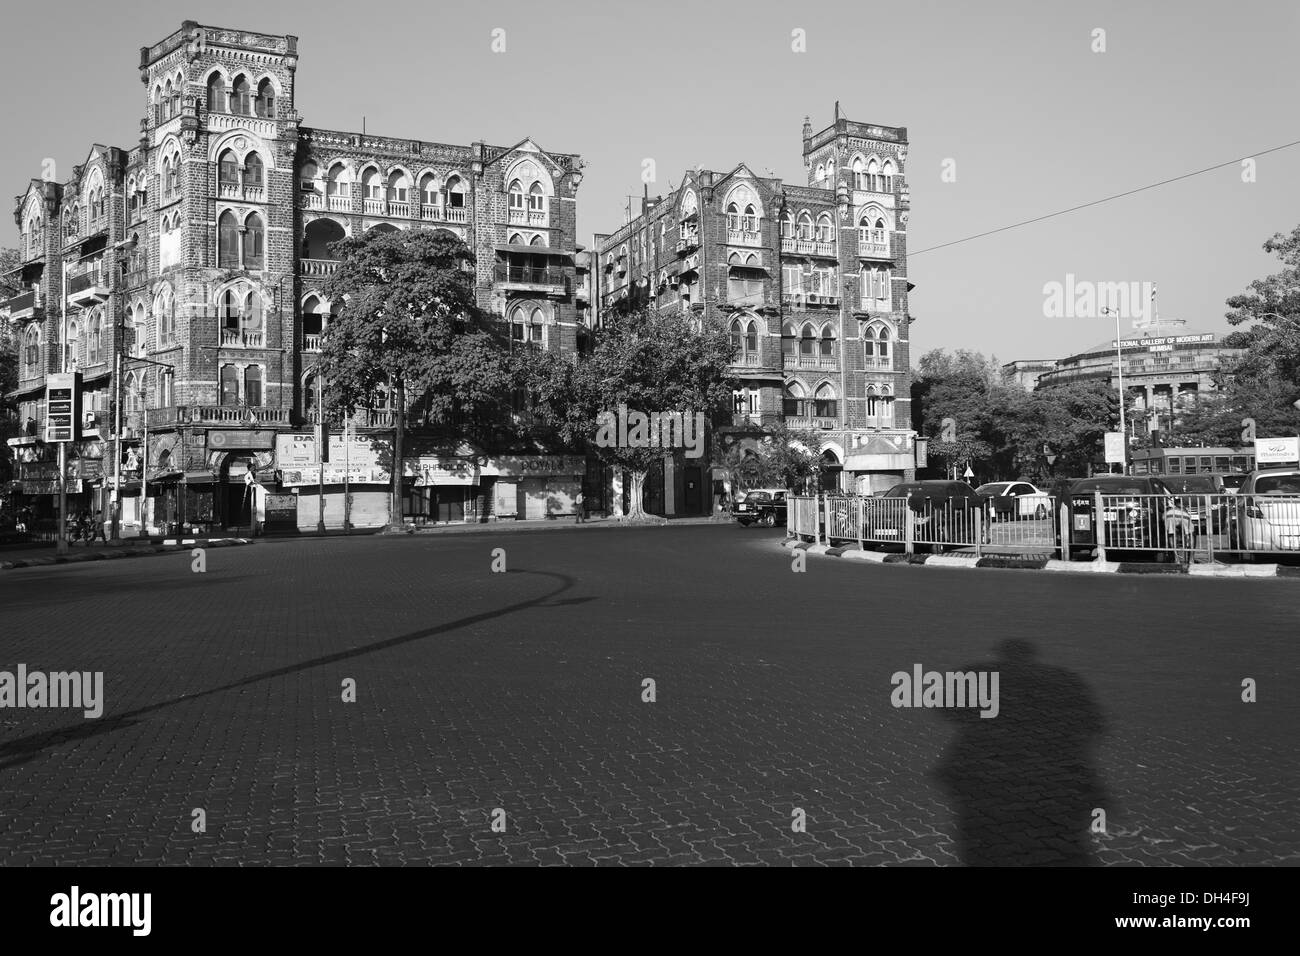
[1101,305,1127,474]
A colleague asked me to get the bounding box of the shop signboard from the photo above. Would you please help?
[275,434,391,486]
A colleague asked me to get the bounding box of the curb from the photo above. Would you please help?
[782,537,1292,579]
[1,538,253,570]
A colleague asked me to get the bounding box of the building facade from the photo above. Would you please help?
[3,21,586,532]
[1026,317,1243,436]
[595,111,918,514]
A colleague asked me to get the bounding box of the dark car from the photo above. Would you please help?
[1052,475,1182,559]
[864,480,988,552]
[734,488,787,527]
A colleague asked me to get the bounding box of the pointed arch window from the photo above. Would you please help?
[23,326,41,374]
[217,211,239,268]
[255,78,276,118]
[156,288,177,346]
[820,325,836,359]
[244,152,264,189]
[781,322,796,357]
[527,181,546,213]
[244,213,265,269]
[782,381,807,418]
[66,320,80,371]
[88,312,104,365]
[797,211,813,240]
[419,173,439,207]
[815,214,834,243]
[799,323,816,357]
[745,320,759,354]
[445,175,465,209]
[164,154,181,199]
[814,383,838,419]
[218,150,240,187]
[729,318,744,352]
[232,76,252,115]
[206,73,226,113]
[781,211,794,239]
[508,179,525,212]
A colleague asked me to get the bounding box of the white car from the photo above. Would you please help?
[975,481,1050,520]
[1234,470,1300,553]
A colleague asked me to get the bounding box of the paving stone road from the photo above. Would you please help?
[0,525,1295,865]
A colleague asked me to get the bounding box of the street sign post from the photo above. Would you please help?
[45,373,80,443]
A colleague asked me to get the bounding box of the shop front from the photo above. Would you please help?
[275,432,393,530]
[402,445,586,523]
[844,434,917,495]
[206,429,279,534]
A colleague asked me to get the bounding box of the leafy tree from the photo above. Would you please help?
[317,229,506,526]
[527,306,735,520]
[1221,224,1300,388]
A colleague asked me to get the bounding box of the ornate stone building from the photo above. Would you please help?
[4,21,585,531]
[595,109,918,514]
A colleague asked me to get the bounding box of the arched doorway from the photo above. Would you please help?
[303,217,346,260]
[820,449,842,493]
[218,454,256,532]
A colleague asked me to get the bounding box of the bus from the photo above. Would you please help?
[1129,446,1255,478]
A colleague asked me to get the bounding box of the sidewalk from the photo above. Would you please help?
[0,537,254,570]
[389,514,728,536]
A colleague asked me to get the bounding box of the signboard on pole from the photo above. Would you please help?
[1254,436,1299,466]
[1104,432,1125,464]
[45,373,80,443]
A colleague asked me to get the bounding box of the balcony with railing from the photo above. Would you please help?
[388,201,411,218]
[67,266,109,306]
[492,263,569,294]
[147,405,291,428]
[221,329,265,348]
[857,229,891,259]
[303,333,321,351]
[300,258,340,277]
[219,182,265,203]
[351,408,396,429]
[328,195,351,212]
[363,198,385,215]
[782,349,839,369]
[863,355,894,370]
[301,191,325,210]
[781,237,837,258]
[2,289,41,319]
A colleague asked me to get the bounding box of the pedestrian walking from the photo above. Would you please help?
[89,508,108,544]
[574,489,585,524]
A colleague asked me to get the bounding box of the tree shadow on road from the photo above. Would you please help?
[0,569,577,771]
[932,639,1109,866]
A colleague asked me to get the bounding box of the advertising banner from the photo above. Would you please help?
[1254,436,1300,465]
[276,433,391,485]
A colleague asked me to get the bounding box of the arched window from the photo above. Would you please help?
[303,372,319,420]
[529,234,545,247]
[66,320,80,371]
[528,182,546,213]
[231,75,251,115]
[815,163,826,183]
[302,295,330,349]
[255,78,276,118]
[782,381,807,417]
[206,73,226,112]
[866,384,879,420]
[362,168,382,201]
[217,211,239,268]
[387,171,409,204]
[820,325,835,358]
[729,318,744,352]
[244,152,264,189]
[726,202,739,230]
[327,163,350,200]
[162,80,174,122]
[508,179,524,212]
[781,322,796,357]
[509,307,544,345]
[64,203,78,238]
[165,153,181,198]
[745,320,758,354]
[131,304,146,358]
[244,213,265,269]
[300,161,318,193]
[508,233,523,245]
[881,159,896,192]
[218,150,240,187]
[23,326,41,373]
[219,364,239,406]
[170,74,182,117]
[815,213,834,243]
[797,211,813,240]
[419,173,438,207]
[158,370,173,408]
[244,365,263,406]
[125,371,144,413]
[445,175,465,209]
[155,288,175,346]
[781,211,794,239]
[89,312,104,365]
[866,158,881,192]
[852,157,866,190]
[743,203,757,232]
[799,323,816,357]
[814,383,837,418]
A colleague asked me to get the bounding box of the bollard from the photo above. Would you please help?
[1059,502,1070,562]
[973,507,983,558]
[905,506,915,555]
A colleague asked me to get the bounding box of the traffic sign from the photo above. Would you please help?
[963,465,974,479]
[1104,432,1125,464]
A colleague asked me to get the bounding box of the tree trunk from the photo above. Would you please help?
[390,379,405,531]
[625,469,648,520]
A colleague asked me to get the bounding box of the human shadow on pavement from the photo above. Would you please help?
[932,639,1109,866]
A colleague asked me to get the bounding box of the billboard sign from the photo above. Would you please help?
[45,373,80,443]
[1254,436,1300,466]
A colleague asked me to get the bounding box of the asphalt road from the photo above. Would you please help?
[0,525,1295,865]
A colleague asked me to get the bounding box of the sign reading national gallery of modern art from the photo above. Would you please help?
[275,433,392,486]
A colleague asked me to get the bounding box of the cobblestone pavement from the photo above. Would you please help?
[0,526,1295,865]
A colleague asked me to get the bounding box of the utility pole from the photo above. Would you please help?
[110,347,122,544]
[56,262,68,555]
[316,371,326,534]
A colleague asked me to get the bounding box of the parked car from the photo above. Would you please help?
[865,480,987,552]
[1052,475,1183,559]
[1233,469,1300,555]
[1161,474,1231,534]
[1219,473,1248,495]
[975,480,1049,521]
[734,488,787,527]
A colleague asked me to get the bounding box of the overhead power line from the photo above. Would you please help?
[910,138,1300,257]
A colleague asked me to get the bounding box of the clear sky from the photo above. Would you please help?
[3,0,1296,363]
